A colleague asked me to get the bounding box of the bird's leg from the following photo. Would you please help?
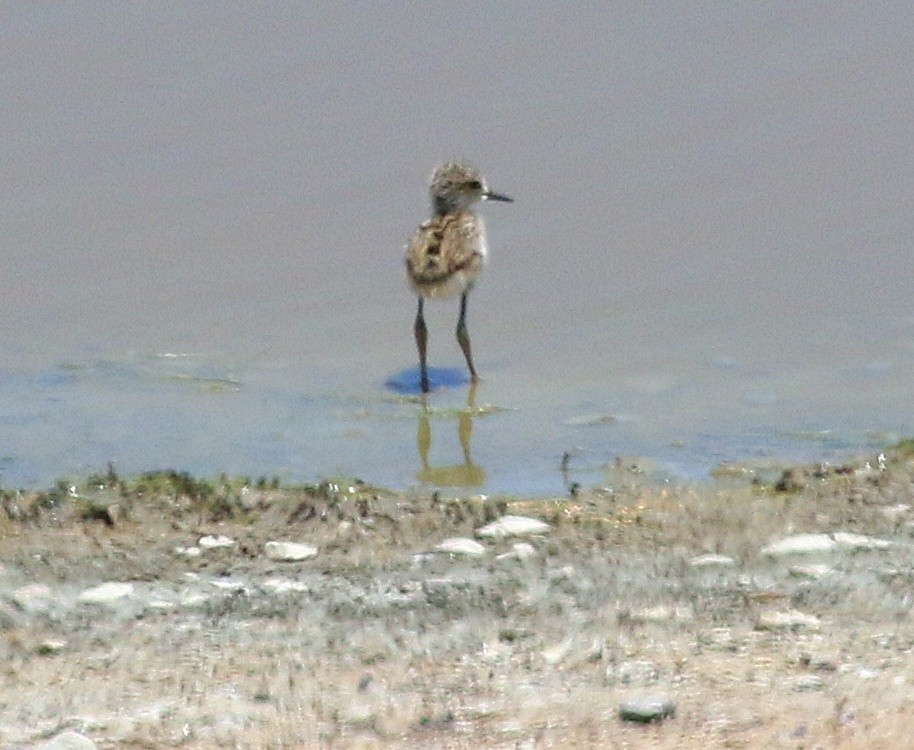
[414,297,430,393]
[456,292,479,383]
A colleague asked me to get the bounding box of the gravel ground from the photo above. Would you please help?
[2,450,914,749]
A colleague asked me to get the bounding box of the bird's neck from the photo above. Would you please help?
[433,196,474,215]
[433,196,454,216]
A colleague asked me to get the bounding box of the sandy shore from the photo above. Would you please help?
[2,448,914,749]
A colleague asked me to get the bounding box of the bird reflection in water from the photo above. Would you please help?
[416,383,486,487]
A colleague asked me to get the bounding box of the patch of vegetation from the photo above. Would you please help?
[135,470,218,500]
[255,475,281,490]
[416,711,455,729]
[773,469,805,493]
[34,481,71,510]
[0,466,401,527]
[131,471,261,522]
[2,489,37,523]
[889,437,914,459]
[85,462,123,491]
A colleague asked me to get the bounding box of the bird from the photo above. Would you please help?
[405,162,512,393]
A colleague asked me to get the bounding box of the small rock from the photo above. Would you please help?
[12,583,55,614]
[261,577,310,594]
[179,592,209,608]
[789,564,833,580]
[619,694,676,723]
[689,553,736,568]
[37,639,68,655]
[497,542,538,561]
[264,541,318,561]
[435,537,486,556]
[792,675,825,692]
[832,532,892,550]
[547,565,578,583]
[36,730,99,750]
[625,605,692,624]
[511,542,538,559]
[761,534,836,557]
[756,610,821,631]
[174,546,202,557]
[476,515,550,538]
[762,532,892,557]
[540,637,574,665]
[209,579,246,591]
[77,582,134,605]
[198,534,235,549]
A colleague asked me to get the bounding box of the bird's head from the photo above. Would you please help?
[430,162,512,214]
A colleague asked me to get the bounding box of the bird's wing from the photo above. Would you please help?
[405,213,483,283]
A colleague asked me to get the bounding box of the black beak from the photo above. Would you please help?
[483,191,513,203]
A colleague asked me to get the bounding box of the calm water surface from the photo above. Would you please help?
[2,4,913,492]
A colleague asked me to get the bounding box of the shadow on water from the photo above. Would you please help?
[385,367,470,396]
[415,383,486,488]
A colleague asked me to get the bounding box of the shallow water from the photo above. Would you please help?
[2,4,913,491]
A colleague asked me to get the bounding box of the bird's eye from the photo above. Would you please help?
[467,180,482,191]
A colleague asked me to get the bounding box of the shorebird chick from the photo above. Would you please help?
[405,162,512,393]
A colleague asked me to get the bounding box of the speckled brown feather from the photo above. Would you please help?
[405,211,486,300]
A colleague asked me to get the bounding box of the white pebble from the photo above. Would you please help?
[756,610,821,630]
[261,577,310,594]
[198,534,235,549]
[540,637,574,665]
[503,542,538,561]
[689,553,736,568]
[209,579,246,591]
[12,583,55,614]
[265,541,318,561]
[789,564,833,580]
[179,593,209,608]
[627,605,692,624]
[832,532,893,550]
[77,582,134,605]
[435,537,486,556]
[761,534,836,557]
[476,515,551,538]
